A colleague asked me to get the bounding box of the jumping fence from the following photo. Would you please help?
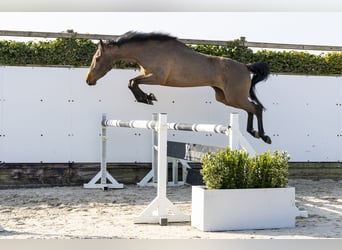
[85,112,254,224]
[84,112,255,189]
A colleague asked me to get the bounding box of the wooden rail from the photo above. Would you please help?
[0,29,341,52]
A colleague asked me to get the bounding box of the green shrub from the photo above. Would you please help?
[201,148,289,189]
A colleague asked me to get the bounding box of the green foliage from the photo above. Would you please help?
[248,151,290,188]
[0,37,341,75]
[0,38,97,67]
[190,40,254,64]
[192,44,342,75]
[201,148,289,189]
[252,50,339,75]
[200,147,250,189]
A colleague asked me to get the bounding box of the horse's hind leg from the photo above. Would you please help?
[252,104,272,144]
[214,87,271,143]
[237,100,272,144]
[247,112,260,138]
[212,87,228,105]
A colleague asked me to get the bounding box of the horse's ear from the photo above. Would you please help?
[99,39,105,51]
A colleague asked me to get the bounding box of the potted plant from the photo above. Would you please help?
[191,148,307,232]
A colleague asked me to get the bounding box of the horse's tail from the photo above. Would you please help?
[246,62,270,110]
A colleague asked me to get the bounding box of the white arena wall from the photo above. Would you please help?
[0,66,341,163]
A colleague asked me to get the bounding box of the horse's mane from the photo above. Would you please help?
[106,31,177,47]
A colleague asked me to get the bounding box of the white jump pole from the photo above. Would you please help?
[134,113,190,224]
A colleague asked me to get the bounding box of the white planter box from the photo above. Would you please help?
[191,186,307,232]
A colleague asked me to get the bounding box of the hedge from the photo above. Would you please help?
[0,38,97,67]
[0,38,341,75]
[191,40,342,75]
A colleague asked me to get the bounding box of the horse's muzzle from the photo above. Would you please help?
[86,75,97,85]
[86,79,96,85]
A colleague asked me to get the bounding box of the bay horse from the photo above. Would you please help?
[86,31,271,144]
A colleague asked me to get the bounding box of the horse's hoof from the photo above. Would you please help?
[262,135,272,144]
[252,130,260,139]
[136,97,154,105]
[148,93,157,101]
[146,98,154,105]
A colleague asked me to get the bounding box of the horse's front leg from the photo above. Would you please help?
[128,79,154,105]
[128,75,158,105]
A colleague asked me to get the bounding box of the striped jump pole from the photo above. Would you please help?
[103,113,255,156]
[104,118,230,134]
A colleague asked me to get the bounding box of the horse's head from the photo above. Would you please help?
[86,40,114,85]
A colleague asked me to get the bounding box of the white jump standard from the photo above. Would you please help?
[83,114,124,189]
[134,114,189,224]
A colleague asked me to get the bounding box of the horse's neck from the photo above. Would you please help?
[112,41,165,65]
[110,43,143,63]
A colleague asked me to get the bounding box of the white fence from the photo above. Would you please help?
[0,66,341,162]
[1,30,342,52]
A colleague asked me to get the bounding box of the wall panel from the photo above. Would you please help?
[0,66,341,162]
